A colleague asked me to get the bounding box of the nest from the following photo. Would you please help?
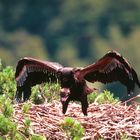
[13,101,140,140]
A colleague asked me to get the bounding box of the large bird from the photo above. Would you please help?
[15,50,140,115]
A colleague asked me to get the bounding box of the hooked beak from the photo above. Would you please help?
[60,88,70,104]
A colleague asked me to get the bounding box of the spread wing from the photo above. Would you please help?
[78,51,137,86]
[15,57,63,87]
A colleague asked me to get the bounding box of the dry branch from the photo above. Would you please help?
[13,101,140,139]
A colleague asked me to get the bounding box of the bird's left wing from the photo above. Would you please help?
[76,51,135,84]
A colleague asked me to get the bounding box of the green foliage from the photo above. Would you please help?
[0,96,13,117]
[23,117,31,136]
[88,90,119,104]
[95,90,119,104]
[31,85,46,104]
[88,92,98,104]
[0,93,24,140]
[31,83,60,104]
[120,134,135,140]
[0,114,17,137]
[22,102,31,114]
[0,64,16,100]
[31,134,46,140]
[60,117,85,140]
[43,83,60,102]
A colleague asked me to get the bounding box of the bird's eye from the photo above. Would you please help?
[60,92,65,97]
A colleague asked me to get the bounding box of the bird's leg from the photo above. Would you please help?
[81,95,88,116]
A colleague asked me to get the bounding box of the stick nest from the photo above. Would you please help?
[13,101,140,140]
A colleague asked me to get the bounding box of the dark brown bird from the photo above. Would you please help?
[15,50,140,115]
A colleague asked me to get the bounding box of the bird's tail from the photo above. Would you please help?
[132,69,140,88]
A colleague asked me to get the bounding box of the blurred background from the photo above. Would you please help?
[0,0,140,99]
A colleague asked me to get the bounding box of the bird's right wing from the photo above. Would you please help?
[15,57,63,87]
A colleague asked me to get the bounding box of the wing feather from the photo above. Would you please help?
[78,51,134,85]
[15,57,63,87]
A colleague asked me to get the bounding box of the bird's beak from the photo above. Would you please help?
[61,96,69,103]
[60,88,70,104]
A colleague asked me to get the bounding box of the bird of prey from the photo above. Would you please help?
[15,50,140,115]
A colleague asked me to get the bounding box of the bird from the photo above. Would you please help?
[15,50,140,115]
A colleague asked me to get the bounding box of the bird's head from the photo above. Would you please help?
[58,67,75,88]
